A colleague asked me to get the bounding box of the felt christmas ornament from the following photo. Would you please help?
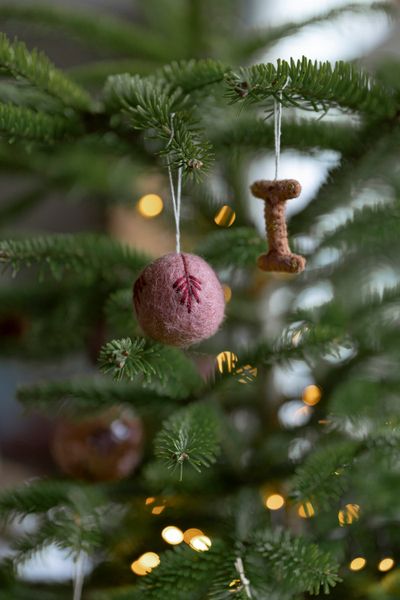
[133,252,225,347]
[250,178,306,274]
[51,408,144,482]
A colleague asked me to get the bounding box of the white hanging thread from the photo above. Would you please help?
[166,113,183,254]
[234,556,253,599]
[72,552,86,600]
[274,90,283,181]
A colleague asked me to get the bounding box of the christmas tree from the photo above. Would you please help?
[0,1,399,598]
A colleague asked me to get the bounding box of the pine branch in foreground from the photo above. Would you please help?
[0,234,148,281]
[98,337,204,397]
[155,402,220,479]
[17,379,177,416]
[0,102,79,142]
[234,2,394,59]
[226,56,396,117]
[0,33,91,111]
[103,74,213,176]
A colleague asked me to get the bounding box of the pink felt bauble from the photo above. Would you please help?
[133,253,225,347]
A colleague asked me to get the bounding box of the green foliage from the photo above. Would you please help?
[253,528,341,595]
[17,378,175,416]
[226,56,396,116]
[103,74,213,175]
[0,481,73,520]
[0,33,91,111]
[160,59,228,93]
[0,480,112,562]
[291,441,360,512]
[0,3,170,61]
[234,2,394,59]
[137,542,229,599]
[98,336,204,397]
[213,114,359,154]
[98,337,167,383]
[0,102,77,142]
[155,402,220,479]
[0,234,148,281]
[196,227,265,268]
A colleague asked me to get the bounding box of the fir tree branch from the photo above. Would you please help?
[212,114,359,154]
[234,2,394,59]
[0,3,170,61]
[138,542,228,599]
[0,33,91,111]
[98,337,166,383]
[0,481,73,520]
[103,74,213,175]
[160,59,229,93]
[196,227,265,269]
[226,56,397,117]
[253,529,341,595]
[0,234,148,281]
[155,402,220,479]
[0,102,77,142]
[98,337,203,398]
[290,441,360,511]
[17,379,176,416]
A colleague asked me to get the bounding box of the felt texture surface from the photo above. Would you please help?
[250,179,306,274]
[133,253,225,347]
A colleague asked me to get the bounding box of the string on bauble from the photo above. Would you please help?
[250,88,306,274]
[133,114,225,347]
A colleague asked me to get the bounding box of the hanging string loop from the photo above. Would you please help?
[166,113,183,253]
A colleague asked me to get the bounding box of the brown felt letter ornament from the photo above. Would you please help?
[250,178,306,274]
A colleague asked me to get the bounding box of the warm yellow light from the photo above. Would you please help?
[189,535,212,552]
[131,560,149,576]
[338,504,360,526]
[222,284,232,303]
[298,502,315,519]
[378,558,395,572]
[214,205,236,227]
[183,528,204,544]
[236,364,258,384]
[138,552,160,569]
[349,557,366,571]
[303,384,322,406]
[151,505,165,515]
[265,494,285,510]
[161,526,184,545]
[145,497,155,505]
[216,351,238,374]
[137,193,163,218]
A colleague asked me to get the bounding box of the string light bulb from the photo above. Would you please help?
[302,384,322,406]
[183,528,203,544]
[189,535,212,552]
[216,351,238,374]
[161,526,184,545]
[131,560,149,576]
[214,205,236,227]
[378,558,395,572]
[338,504,360,526]
[349,557,366,571]
[137,193,163,218]
[222,284,232,303]
[138,552,160,569]
[265,494,285,510]
[298,502,315,518]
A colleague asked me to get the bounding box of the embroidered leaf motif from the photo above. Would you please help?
[172,270,202,314]
[133,274,146,311]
